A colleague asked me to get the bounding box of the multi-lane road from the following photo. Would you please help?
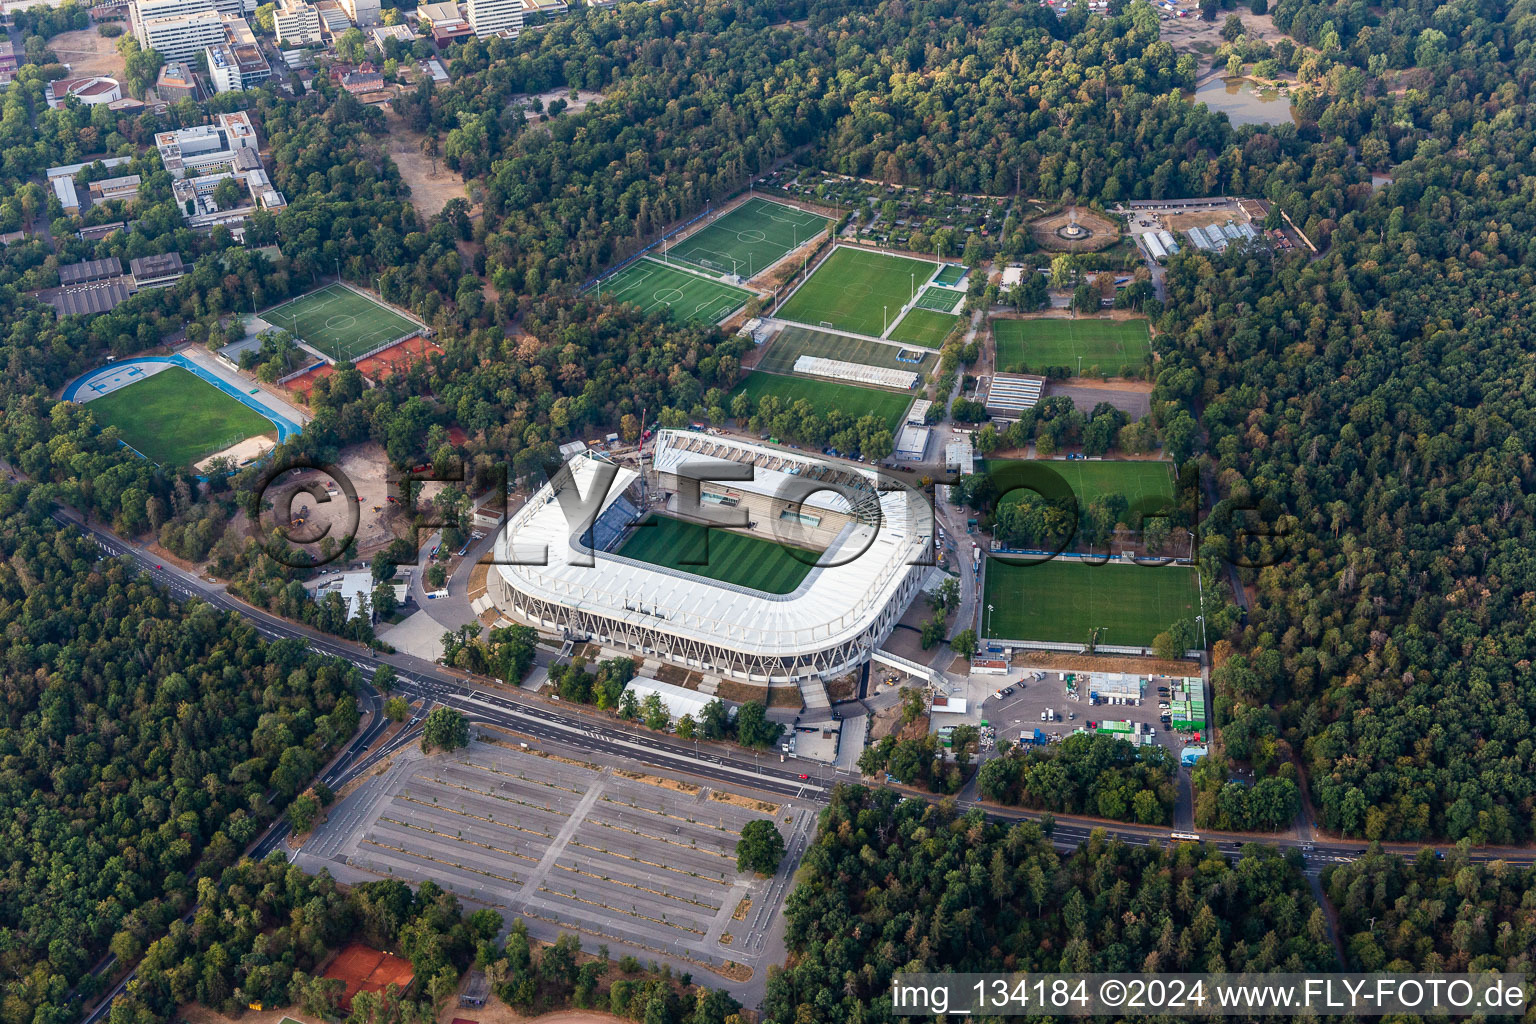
[56,506,1536,1021]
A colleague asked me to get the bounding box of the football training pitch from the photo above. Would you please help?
[994,317,1152,374]
[889,308,961,348]
[983,557,1200,647]
[666,198,828,278]
[597,258,752,324]
[933,264,967,286]
[729,371,913,432]
[991,458,1176,514]
[777,246,937,337]
[259,283,421,364]
[87,367,273,467]
[914,286,963,313]
[617,513,817,594]
[756,325,933,374]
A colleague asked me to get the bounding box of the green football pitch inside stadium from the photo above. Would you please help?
[888,307,961,347]
[756,325,933,374]
[86,367,273,467]
[665,198,828,278]
[989,458,1176,514]
[729,372,913,433]
[259,283,421,363]
[913,286,963,312]
[777,246,938,337]
[993,316,1152,375]
[596,258,753,324]
[617,514,818,594]
[983,557,1199,647]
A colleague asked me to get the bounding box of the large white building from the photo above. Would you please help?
[338,0,379,25]
[466,0,520,37]
[131,0,251,58]
[272,0,321,42]
[154,111,258,177]
[488,432,932,687]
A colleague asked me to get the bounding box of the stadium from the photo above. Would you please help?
[488,430,933,687]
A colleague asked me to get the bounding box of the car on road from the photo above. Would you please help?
[155,564,163,569]
[797,773,809,780]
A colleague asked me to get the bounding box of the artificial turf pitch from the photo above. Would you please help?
[914,286,963,312]
[756,325,933,374]
[87,366,273,467]
[888,307,962,347]
[259,283,421,363]
[982,557,1200,647]
[666,197,827,278]
[993,316,1152,375]
[596,258,753,324]
[777,246,938,337]
[728,372,913,432]
[616,513,818,594]
[933,264,967,286]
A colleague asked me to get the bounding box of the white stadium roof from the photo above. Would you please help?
[493,433,931,658]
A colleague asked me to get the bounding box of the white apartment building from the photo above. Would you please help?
[338,0,379,26]
[272,0,321,44]
[466,0,519,38]
[135,8,227,61]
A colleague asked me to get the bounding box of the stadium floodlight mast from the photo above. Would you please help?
[987,603,994,636]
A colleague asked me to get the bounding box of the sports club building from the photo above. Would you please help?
[488,430,933,685]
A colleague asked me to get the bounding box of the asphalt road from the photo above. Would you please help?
[55,507,1536,1021]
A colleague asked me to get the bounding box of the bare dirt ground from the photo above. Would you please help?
[1028,207,1121,252]
[1013,650,1196,677]
[48,27,127,78]
[1161,11,1289,59]
[184,997,628,1024]
[512,87,607,116]
[195,434,275,474]
[382,108,468,220]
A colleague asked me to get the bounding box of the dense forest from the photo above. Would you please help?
[0,492,359,1024]
[1324,847,1536,974]
[763,787,1336,1023]
[977,733,1179,825]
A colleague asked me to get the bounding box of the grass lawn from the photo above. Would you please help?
[596,257,752,324]
[259,283,421,363]
[666,197,827,277]
[757,325,933,374]
[617,513,818,594]
[778,246,937,337]
[914,286,963,313]
[729,371,913,433]
[983,557,1200,646]
[988,458,1176,513]
[994,317,1152,375]
[87,366,274,467]
[889,307,962,348]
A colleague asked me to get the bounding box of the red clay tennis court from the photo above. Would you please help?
[322,942,415,1007]
[354,335,443,382]
[283,362,335,402]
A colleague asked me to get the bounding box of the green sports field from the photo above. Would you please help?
[259,283,421,363]
[990,458,1176,514]
[777,246,937,337]
[983,557,1200,646]
[888,307,962,347]
[756,325,933,374]
[933,264,967,286]
[729,371,913,433]
[597,258,752,324]
[666,198,827,278]
[914,286,963,313]
[617,513,818,594]
[88,366,273,467]
[994,316,1152,375]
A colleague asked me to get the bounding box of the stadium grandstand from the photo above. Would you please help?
[791,355,920,390]
[488,431,933,688]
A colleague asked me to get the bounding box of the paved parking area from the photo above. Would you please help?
[971,671,1195,752]
[295,741,814,984]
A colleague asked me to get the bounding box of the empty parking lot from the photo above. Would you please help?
[296,740,813,981]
